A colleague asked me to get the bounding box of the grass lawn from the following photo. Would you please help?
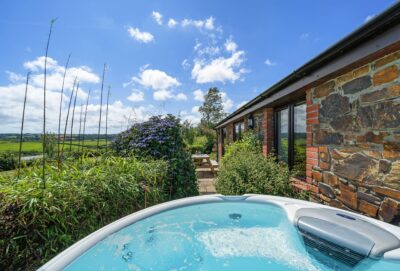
[0,139,107,154]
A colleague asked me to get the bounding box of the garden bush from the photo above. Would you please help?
[0,156,168,270]
[197,125,216,154]
[112,115,198,199]
[0,152,18,171]
[215,133,296,197]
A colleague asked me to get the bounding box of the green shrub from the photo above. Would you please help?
[186,134,215,154]
[0,152,18,171]
[215,133,295,197]
[198,126,216,154]
[112,115,198,199]
[186,143,204,154]
[0,156,168,270]
[181,120,196,145]
[41,132,57,159]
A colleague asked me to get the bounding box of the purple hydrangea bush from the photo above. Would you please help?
[112,115,198,199]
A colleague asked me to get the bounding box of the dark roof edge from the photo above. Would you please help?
[215,2,400,128]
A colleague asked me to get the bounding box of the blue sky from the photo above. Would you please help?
[0,0,395,133]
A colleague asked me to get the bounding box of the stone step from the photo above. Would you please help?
[197,172,215,179]
[198,177,215,182]
[196,167,211,172]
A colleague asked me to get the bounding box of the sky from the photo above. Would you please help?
[0,0,396,133]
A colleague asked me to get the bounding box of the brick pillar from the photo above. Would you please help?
[243,116,249,131]
[306,89,320,189]
[262,108,274,156]
[216,129,221,162]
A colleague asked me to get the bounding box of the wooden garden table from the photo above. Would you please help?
[192,154,215,174]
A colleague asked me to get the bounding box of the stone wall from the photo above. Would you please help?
[307,49,400,225]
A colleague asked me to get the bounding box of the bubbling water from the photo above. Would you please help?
[64,202,400,271]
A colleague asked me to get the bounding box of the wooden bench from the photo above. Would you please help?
[192,154,216,175]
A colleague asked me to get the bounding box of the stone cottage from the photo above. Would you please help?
[215,3,400,225]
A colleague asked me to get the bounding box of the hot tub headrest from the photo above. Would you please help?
[294,208,400,258]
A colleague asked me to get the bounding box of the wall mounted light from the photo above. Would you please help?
[248,115,254,129]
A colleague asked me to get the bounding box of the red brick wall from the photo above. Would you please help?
[217,129,223,161]
[262,108,274,156]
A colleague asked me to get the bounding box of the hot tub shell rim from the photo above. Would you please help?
[38,194,400,271]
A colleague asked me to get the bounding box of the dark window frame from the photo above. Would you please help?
[221,127,227,155]
[274,100,306,172]
[233,121,244,141]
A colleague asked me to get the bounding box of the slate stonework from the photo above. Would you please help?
[307,49,400,225]
[319,93,350,119]
[333,153,379,182]
[342,75,372,95]
[217,48,400,225]
[357,101,400,129]
[379,198,400,224]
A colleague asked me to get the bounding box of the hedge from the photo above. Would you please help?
[0,156,168,270]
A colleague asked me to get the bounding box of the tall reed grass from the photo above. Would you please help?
[0,155,168,270]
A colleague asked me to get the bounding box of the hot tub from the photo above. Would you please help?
[39,195,400,271]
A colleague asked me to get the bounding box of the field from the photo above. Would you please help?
[0,139,107,155]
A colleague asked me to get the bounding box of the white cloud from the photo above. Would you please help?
[83,102,156,133]
[194,41,202,51]
[133,69,181,90]
[167,18,177,28]
[66,66,100,84]
[196,45,220,56]
[191,50,246,84]
[220,91,233,112]
[181,114,201,124]
[175,93,187,101]
[127,90,144,102]
[153,90,187,101]
[0,82,156,133]
[364,14,375,23]
[16,56,99,101]
[236,100,248,109]
[180,105,201,124]
[204,17,215,31]
[193,89,205,102]
[0,55,157,133]
[224,38,237,53]
[6,71,25,83]
[181,16,216,31]
[192,105,200,114]
[129,68,186,101]
[264,58,276,66]
[127,27,154,43]
[152,11,163,25]
[23,56,58,71]
[181,59,190,70]
[153,89,173,101]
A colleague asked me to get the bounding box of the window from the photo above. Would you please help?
[253,111,264,142]
[221,127,227,155]
[275,102,306,178]
[234,121,244,141]
[276,108,289,163]
[293,104,307,178]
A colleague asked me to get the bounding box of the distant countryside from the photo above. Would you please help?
[0,134,109,155]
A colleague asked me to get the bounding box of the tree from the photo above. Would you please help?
[199,87,226,128]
